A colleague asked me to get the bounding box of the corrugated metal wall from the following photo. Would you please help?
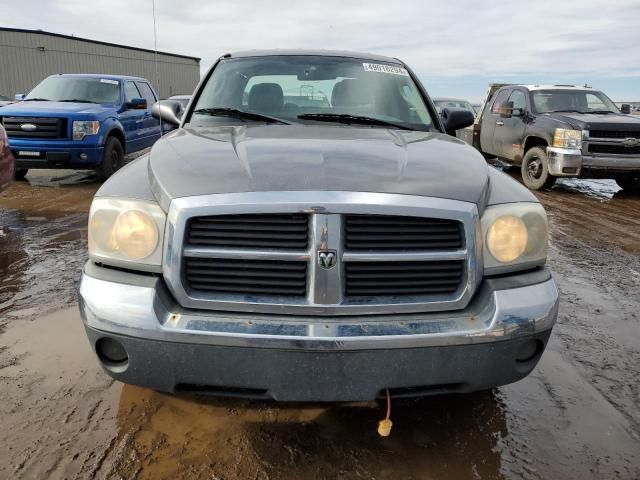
[0,30,200,98]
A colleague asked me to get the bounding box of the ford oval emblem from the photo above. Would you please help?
[20,123,38,132]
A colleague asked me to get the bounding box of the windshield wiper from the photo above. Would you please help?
[193,107,290,124]
[23,98,50,101]
[298,113,414,130]
[59,99,98,103]
[585,110,613,114]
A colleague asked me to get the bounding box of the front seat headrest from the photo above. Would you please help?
[248,83,284,113]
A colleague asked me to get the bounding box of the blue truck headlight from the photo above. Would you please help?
[481,203,548,275]
[73,120,100,141]
[88,198,166,272]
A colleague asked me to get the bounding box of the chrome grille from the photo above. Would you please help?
[187,213,309,249]
[184,258,307,296]
[345,260,464,296]
[1,116,68,139]
[165,192,480,316]
[344,214,462,250]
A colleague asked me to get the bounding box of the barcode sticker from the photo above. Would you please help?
[362,63,409,76]
[100,79,119,85]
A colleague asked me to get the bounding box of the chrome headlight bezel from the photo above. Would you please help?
[481,202,548,275]
[88,198,166,272]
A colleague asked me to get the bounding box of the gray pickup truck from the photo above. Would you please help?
[461,84,640,191]
[79,50,559,402]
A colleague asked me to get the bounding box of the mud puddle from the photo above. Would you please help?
[1,166,639,479]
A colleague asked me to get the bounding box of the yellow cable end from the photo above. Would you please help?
[378,419,393,437]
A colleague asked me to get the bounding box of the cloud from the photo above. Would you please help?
[2,0,640,97]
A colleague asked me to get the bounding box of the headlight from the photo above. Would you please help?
[552,128,582,149]
[73,120,100,141]
[88,198,166,272]
[481,203,548,274]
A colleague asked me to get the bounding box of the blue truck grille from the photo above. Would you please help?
[1,116,68,139]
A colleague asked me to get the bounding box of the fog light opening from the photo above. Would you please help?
[515,339,543,363]
[96,337,128,365]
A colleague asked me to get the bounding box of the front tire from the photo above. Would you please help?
[96,137,124,182]
[521,147,556,190]
[14,168,29,180]
[615,174,640,193]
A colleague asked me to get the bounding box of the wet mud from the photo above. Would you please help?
[1,167,639,479]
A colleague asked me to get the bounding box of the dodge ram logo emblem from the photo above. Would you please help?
[622,138,640,148]
[317,250,337,269]
[20,123,37,132]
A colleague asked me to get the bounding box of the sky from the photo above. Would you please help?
[2,0,640,102]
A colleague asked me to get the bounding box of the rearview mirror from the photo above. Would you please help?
[441,107,475,135]
[14,93,25,102]
[621,104,631,114]
[126,98,147,110]
[151,100,183,126]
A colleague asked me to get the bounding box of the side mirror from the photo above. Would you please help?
[14,93,25,102]
[151,100,182,127]
[126,98,147,110]
[621,104,631,114]
[441,107,475,135]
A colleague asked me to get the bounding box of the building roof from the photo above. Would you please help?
[226,49,402,64]
[0,27,200,62]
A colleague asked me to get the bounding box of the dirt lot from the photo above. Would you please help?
[1,166,639,480]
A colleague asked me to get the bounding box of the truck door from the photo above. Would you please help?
[135,81,162,147]
[479,89,510,156]
[120,81,146,153]
[493,89,528,161]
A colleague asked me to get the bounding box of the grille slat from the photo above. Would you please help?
[345,214,462,251]
[590,130,640,139]
[184,258,307,296]
[1,116,67,139]
[589,144,640,155]
[187,213,309,249]
[345,260,464,297]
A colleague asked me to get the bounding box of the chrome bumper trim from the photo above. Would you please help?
[79,271,559,351]
[546,147,582,176]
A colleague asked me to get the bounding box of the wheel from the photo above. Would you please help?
[96,137,124,181]
[520,147,556,190]
[14,168,28,180]
[615,174,640,193]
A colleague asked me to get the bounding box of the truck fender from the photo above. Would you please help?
[100,118,126,153]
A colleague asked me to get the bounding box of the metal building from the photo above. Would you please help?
[0,27,200,99]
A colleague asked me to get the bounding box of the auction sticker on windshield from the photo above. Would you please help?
[363,63,409,76]
[100,79,119,85]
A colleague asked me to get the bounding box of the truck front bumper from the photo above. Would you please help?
[9,139,103,169]
[79,263,559,401]
[547,147,640,177]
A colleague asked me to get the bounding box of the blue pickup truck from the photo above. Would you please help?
[0,74,163,180]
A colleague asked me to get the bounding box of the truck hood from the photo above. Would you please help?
[0,101,115,116]
[547,112,640,131]
[148,124,491,207]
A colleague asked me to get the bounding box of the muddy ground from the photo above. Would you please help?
[0,165,639,480]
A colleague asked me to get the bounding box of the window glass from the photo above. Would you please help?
[532,90,618,113]
[135,82,157,106]
[490,90,510,113]
[124,82,141,103]
[25,76,120,104]
[193,55,434,130]
[508,90,527,110]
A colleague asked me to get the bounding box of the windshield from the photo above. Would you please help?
[191,55,433,130]
[532,89,619,114]
[25,77,121,104]
[434,100,475,115]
